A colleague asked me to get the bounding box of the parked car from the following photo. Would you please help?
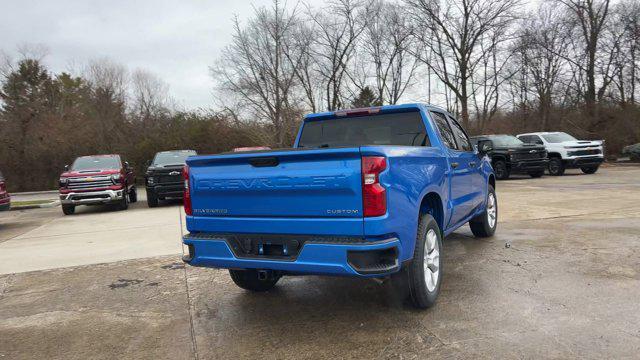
[145,150,197,207]
[469,135,548,180]
[0,170,10,211]
[622,143,640,162]
[181,104,497,309]
[59,154,137,215]
[517,132,604,175]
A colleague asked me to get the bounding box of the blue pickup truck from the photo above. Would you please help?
[182,103,497,308]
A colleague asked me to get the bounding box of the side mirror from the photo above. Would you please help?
[64,164,69,171]
[477,140,493,155]
[124,161,130,169]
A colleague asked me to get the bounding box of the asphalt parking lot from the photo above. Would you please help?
[1,166,639,359]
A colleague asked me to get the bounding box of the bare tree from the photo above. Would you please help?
[556,0,611,130]
[130,69,171,123]
[405,0,520,128]
[307,0,368,111]
[517,6,571,131]
[471,26,516,132]
[609,0,640,106]
[84,58,129,151]
[363,0,420,105]
[212,0,302,146]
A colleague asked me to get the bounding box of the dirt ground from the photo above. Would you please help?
[1,166,639,359]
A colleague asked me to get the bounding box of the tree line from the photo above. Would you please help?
[1,0,640,191]
[0,58,265,191]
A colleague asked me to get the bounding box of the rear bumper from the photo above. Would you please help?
[510,159,548,173]
[182,233,401,277]
[59,189,124,205]
[564,156,604,168]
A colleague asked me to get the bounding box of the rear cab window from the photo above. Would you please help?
[297,111,430,148]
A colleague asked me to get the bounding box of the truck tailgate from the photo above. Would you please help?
[187,148,363,218]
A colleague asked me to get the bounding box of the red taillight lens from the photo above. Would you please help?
[362,156,387,217]
[183,165,192,215]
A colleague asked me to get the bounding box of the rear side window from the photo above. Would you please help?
[447,115,472,151]
[430,111,457,149]
[298,112,429,148]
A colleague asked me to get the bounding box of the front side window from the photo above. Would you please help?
[71,156,121,171]
[298,111,429,148]
[430,111,457,149]
[446,115,472,151]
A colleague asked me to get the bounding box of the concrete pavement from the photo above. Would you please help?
[0,167,639,359]
[0,192,185,274]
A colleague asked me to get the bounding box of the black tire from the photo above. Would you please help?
[129,187,138,203]
[469,185,498,237]
[529,170,545,178]
[117,190,129,210]
[62,204,75,215]
[548,157,565,176]
[229,269,280,292]
[146,190,158,208]
[406,213,443,309]
[580,165,599,174]
[493,159,510,180]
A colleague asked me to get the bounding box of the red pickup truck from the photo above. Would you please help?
[59,154,137,215]
[0,170,10,211]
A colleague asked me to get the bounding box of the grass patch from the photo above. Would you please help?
[11,200,55,207]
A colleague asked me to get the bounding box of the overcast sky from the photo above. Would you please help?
[0,0,323,109]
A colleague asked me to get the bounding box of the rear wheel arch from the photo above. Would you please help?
[548,152,562,159]
[488,174,496,190]
[419,192,444,234]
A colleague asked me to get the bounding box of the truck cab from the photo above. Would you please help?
[144,150,197,207]
[517,132,604,175]
[59,154,137,215]
[470,135,548,180]
[182,104,497,308]
[0,170,10,211]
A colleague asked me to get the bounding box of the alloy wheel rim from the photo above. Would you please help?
[487,192,497,228]
[423,229,440,292]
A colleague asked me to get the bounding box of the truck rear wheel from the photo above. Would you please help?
[548,157,565,176]
[406,213,443,309]
[229,269,280,292]
[469,185,497,237]
[580,165,599,174]
[62,204,75,215]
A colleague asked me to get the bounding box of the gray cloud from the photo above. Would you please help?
[0,0,317,109]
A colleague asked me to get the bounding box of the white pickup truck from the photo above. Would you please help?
[517,132,604,175]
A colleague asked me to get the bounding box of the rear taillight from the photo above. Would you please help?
[362,156,387,217]
[183,165,192,215]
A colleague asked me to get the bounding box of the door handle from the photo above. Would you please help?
[451,162,459,169]
[469,161,477,167]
